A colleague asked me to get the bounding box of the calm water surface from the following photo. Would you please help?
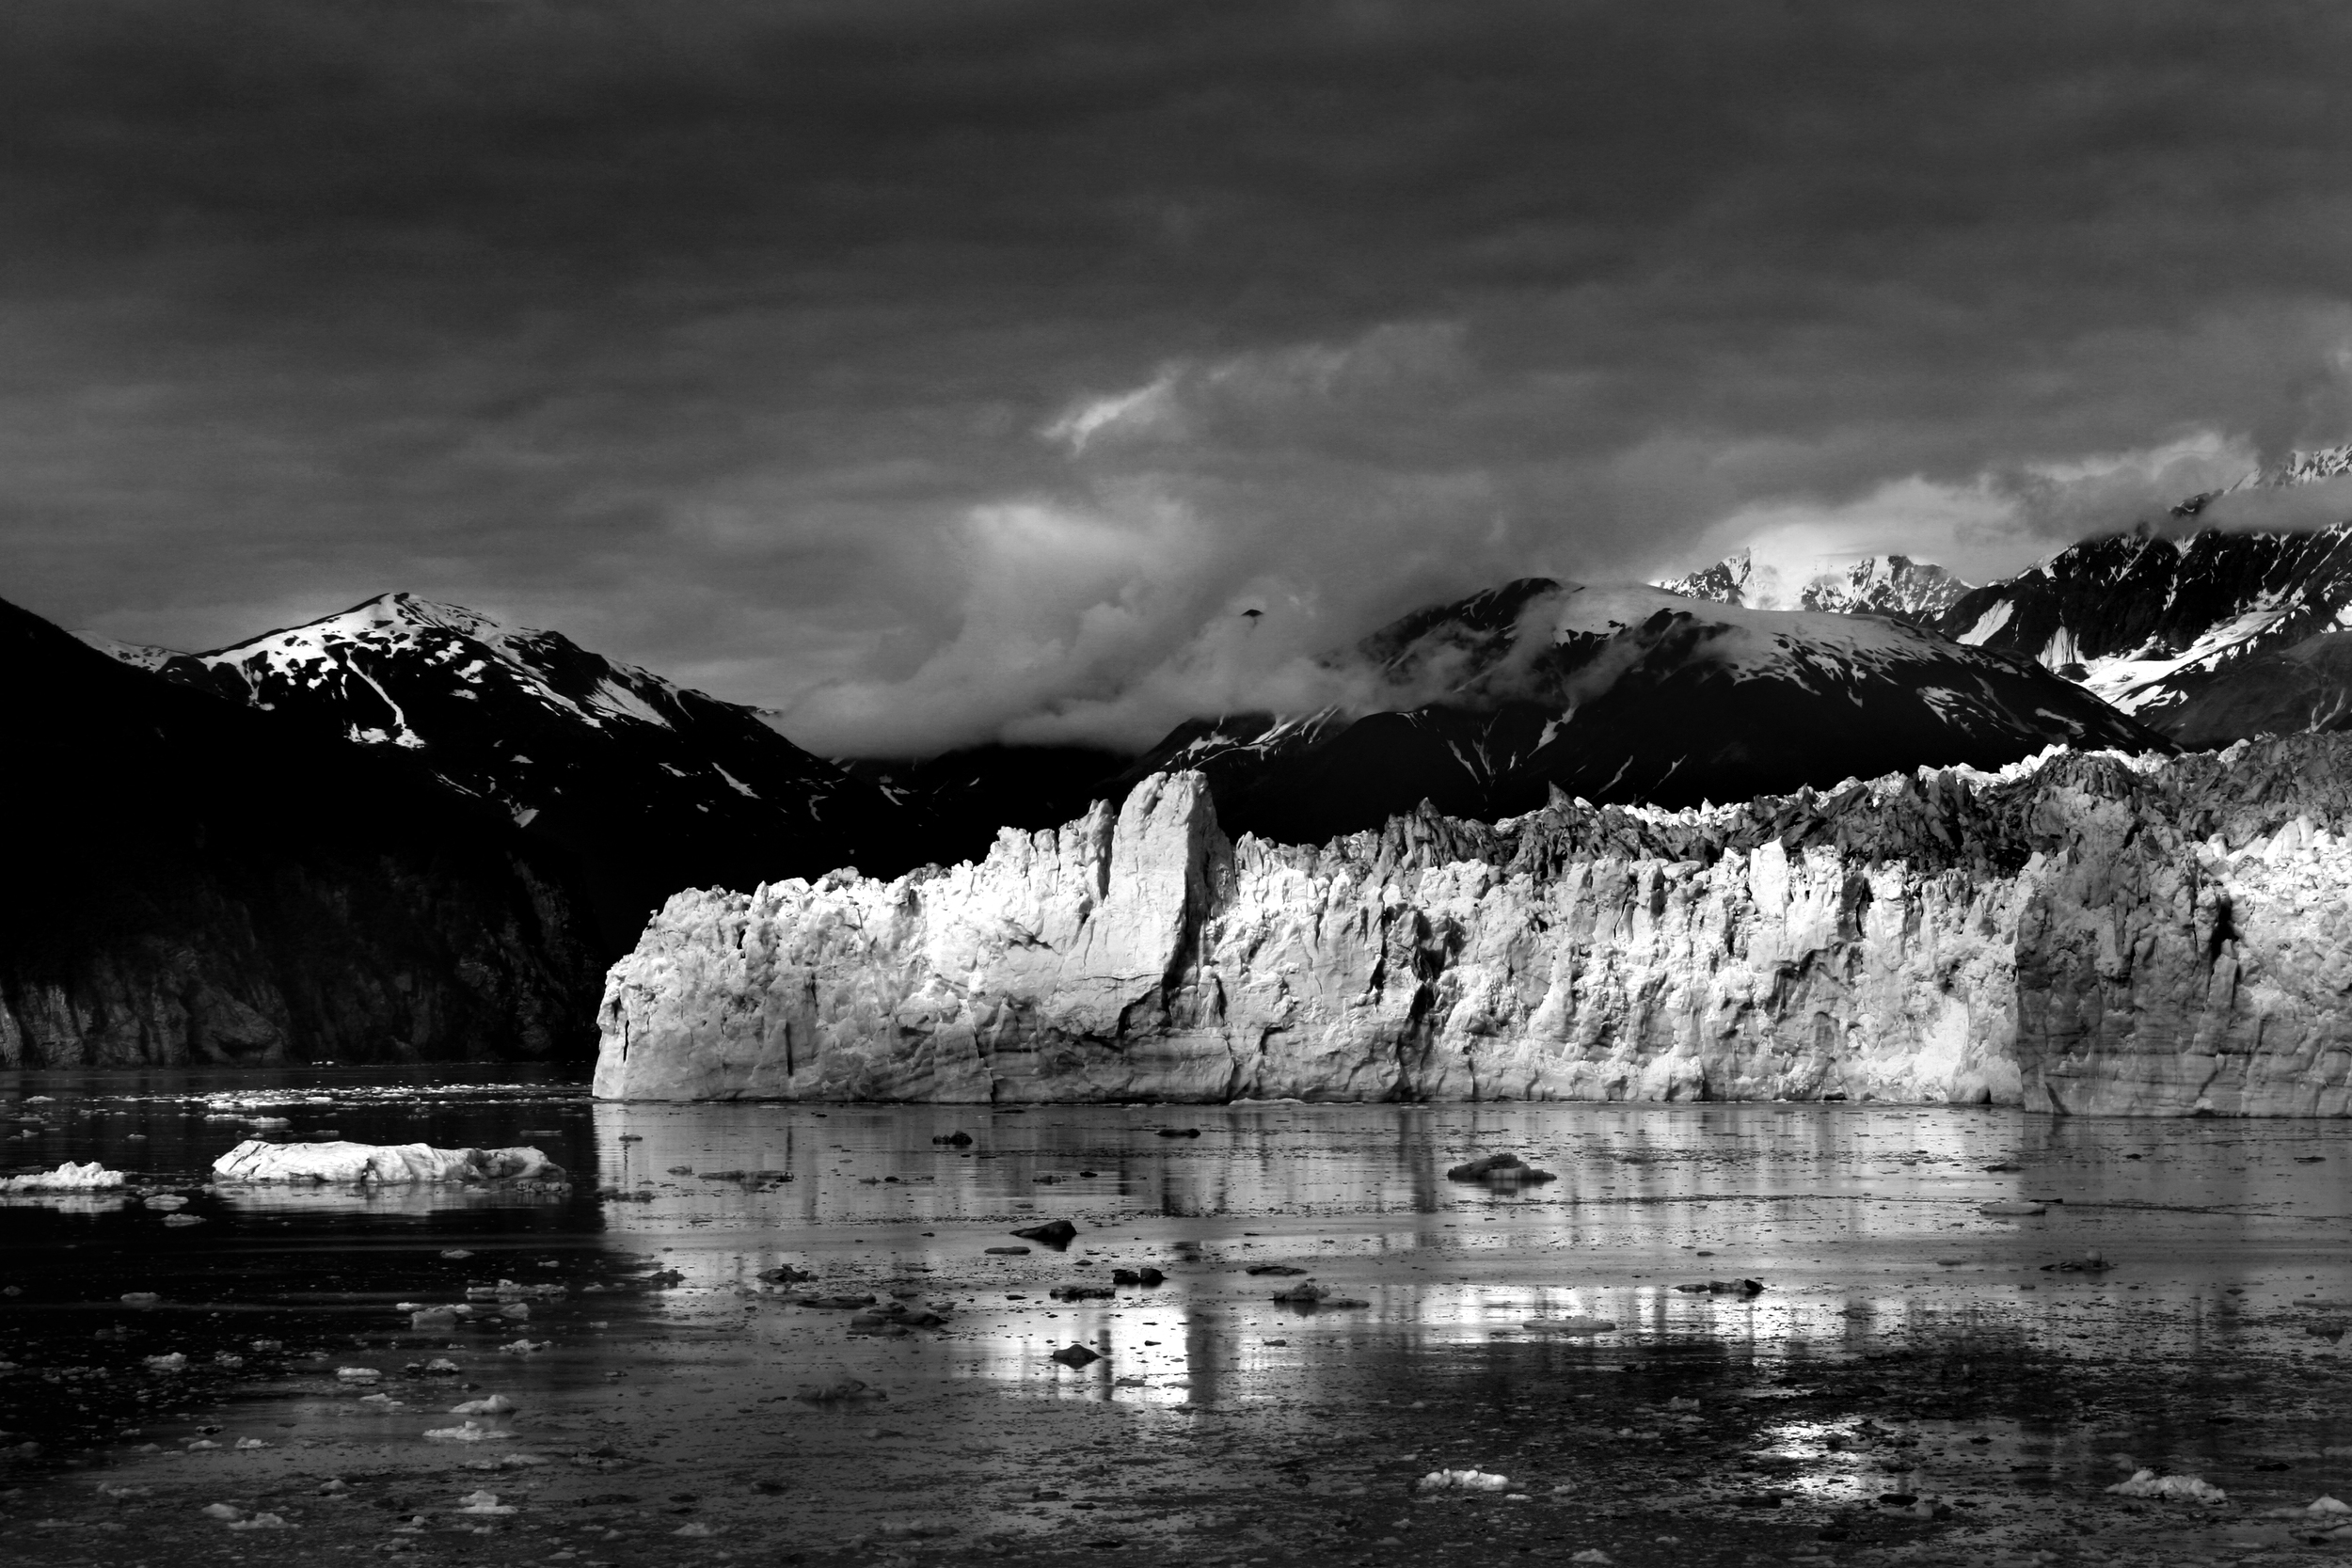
[6,1069,2352,1559]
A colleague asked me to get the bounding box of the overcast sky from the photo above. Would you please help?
[9,1,2352,752]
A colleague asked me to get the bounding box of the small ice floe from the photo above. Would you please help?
[140,1195,187,1211]
[234,1437,269,1450]
[0,1162,127,1192]
[2267,1496,2352,1518]
[200,1503,243,1521]
[226,1513,293,1529]
[449,1394,515,1415]
[453,1490,514,1515]
[424,1420,512,1443]
[1420,1469,1512,1493]
[335,1366,383,1384]
[2106,1469,2226,1503]
[211,1140,564,1185]
[145,1353,187,1373]
[499,1338,549,1355]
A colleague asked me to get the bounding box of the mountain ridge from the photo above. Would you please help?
[3,593,604,1069]
[90,591,927,944]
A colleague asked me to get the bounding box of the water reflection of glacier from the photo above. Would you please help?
[581,1097,2352,1429]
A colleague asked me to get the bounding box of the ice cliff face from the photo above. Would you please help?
[596,736,2352,1116]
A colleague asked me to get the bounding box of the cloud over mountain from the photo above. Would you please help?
[11,3,2352,752]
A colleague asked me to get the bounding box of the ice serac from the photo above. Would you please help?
[598,738,2352,1116]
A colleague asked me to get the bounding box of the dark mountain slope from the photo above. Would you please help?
[4,594,603,1069]
[94,593,920,942]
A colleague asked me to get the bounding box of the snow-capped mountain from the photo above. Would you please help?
[1656,547,1969,622]
[1931,444,2352,731]
[7,593,602,1068]
[90,593,917,942]
[1114,577,2163,844]
[1931,526,2352,722]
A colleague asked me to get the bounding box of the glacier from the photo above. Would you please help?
[595,736,2352,1116]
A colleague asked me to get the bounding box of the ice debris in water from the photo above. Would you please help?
[2270,1497,2352,1517]
[0,1162,127,1191]
[425,1420,512,1443]
[449,1394,516,1415]
[1420,1469,1512,1493]
[335,1366,383,1383]
[2107,1469,2227,1503]
[201,1503,243,1520]
[228,1513,293,1530]
[211,1139,564,1185]
[453,1490,515,1515]
[145,1353,187,1373]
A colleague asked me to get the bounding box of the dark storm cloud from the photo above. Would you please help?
[8,1,2352,750]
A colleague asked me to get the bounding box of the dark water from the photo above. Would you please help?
[6,1070,2352,1560]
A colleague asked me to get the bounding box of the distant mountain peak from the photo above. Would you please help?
[2254,443,2352,488]
[1655,548,1968,622]
[2172,441,2352,517]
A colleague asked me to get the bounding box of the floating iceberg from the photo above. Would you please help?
[211,1140,564,1185]
[2106,1468,2226,1503]
[0,1161,127,1191]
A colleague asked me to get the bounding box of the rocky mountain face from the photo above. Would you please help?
[1658,548,1969,622]
[1932,525,2352,726]
[596,735,2352,1116]
[3,594,604,1069]
[1929,445,2352,738]
[91,593,918,947]
[1103,579,2164,846]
